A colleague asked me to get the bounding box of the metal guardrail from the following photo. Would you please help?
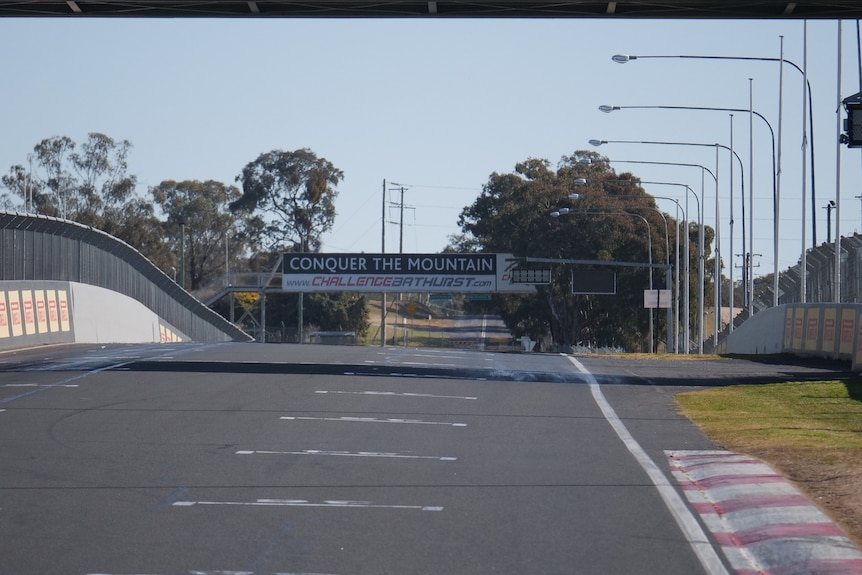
[0,212,251,343]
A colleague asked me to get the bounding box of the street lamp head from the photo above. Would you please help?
[568,193,581,200]
[588,139,606,147]
[549,210,560,217]
[573,178,588,185]
[598,105,618,113]
[578,158,592,164]
[611,54,634,64]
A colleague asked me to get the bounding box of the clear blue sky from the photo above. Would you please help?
[1,17,861,279]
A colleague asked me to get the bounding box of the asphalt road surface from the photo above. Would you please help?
[0,343,852,575]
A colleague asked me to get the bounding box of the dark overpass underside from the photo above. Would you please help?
[0,0,859,19]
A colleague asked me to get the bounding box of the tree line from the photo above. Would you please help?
[1,135,718,350]
[451,151,717,352]
[0,133,369,339]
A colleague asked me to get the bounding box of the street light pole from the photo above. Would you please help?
[571,181,675,352]
[612,50,817,247]
[551,207,656,353]
[599,103,775,311]
[589,138,746,342]
[600,158,708,353]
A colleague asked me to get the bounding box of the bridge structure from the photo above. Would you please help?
[0,1,858,19]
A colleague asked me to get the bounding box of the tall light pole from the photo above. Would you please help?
[551,207,655,353]
[589,138,745,342]
[570,182,674,351]
[575,178,696,352]
[612,50,816,247]
[600,102,775,310]
[598,158,708,353]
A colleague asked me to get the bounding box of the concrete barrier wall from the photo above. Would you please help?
[725,303,862,371]
[0,281,187,350]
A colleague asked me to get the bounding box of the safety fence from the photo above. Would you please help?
[766,234,862,306]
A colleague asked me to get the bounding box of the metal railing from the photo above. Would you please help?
[0,212,251,343]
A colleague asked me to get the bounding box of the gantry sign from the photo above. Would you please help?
[281,252,535,293]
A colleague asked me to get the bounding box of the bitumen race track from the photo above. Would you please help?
[0,342,859,575]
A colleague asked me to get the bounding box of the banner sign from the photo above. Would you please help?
[281,253,534,293]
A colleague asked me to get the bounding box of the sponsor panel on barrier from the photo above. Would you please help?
[855,311,862,368]
[792,309,804,351]
[47,290,59,332]
[822,307,837,354]
[21,291,36,336]
[784,308,794,349]
[34,290,48,334]
[9,292,22,338]
[804,307,820,352]
[0,292,8,339]
[840,307,856,356]
[58,291,70,332]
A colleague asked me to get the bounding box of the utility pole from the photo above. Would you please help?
[381,179,387,347]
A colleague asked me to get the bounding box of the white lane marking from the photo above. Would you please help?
[315,390,477,400]
[2,383,78,388]
[173,498,443,511]
[564,355,729,575]
[236,449,457,461]
[0,361,132,405]
[398,361,459,367]
[88,572,340,575]
[281,416,466,427]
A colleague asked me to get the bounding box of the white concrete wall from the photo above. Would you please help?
[69,283,163,343]
[723,305,786,355]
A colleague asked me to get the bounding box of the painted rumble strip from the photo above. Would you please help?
[668,450,862,574]
[280,416,467,427]
[237,449,457,461]
[173,498,443,511]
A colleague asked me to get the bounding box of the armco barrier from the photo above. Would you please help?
[726,303,862,371]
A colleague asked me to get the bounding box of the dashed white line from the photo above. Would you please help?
[315,390,477,400]
[236,449,456,461]
[173,498,443,511]
[280,416,466,427]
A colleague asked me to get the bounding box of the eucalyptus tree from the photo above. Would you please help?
[151,179,262,292]
[1,133,137,227]
[231,148,343,252]
[457,151,699,351]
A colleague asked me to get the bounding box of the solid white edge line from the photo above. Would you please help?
[565,355,729,575]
